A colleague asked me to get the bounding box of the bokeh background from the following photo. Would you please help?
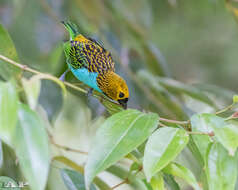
[0,0,238,189]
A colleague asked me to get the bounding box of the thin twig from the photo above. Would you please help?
[0,54,121,107]
[0,55,40,75]
[111,180,128,189]
[187,131,214,137]
[215,103,234,115]
[51,141,88,155]
[158,122,168,128]
[111,164,143,189]
[159,117,189,125]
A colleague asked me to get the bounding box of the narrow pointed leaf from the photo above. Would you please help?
[85,109,159,189]
[157,77,216,108]
[163,163,201,190]
[0,81,18,147]
[61,169,96,190]
[0,23,21,80]
[143,127,189,181]
[14,103,50,190]
[205,143,238,190]
[137,70,186,119]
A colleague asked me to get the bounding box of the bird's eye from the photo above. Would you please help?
[119,92,124,98]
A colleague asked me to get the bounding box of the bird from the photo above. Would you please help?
[60,21,129,109]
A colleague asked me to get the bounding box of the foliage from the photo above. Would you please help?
[0,0,238,190]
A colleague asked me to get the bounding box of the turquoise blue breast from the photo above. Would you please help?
[69,65,102,93]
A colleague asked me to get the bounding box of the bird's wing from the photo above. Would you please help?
[68,37,115,73]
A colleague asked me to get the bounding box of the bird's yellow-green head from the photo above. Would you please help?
[97,71,129,109]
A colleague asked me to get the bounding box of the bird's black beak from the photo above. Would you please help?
[118,98,128,109]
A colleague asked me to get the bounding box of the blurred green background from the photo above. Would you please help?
[0,0,238,189]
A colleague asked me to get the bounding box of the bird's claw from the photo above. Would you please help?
[87,88,94,97]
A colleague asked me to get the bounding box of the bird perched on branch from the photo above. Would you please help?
[61,21,129,109]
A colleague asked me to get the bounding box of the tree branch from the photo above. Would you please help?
[0,54,121,108]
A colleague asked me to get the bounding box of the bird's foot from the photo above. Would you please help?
[87,88,94,97]
[59,69,69,81]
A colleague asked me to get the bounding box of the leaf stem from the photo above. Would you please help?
[159,117,189,125]
[187,131,214,137]
[225,111,238,121]
[215,103,234,115]
[111,164,143,189]
[111,179,128,189]
[52,141,88,155]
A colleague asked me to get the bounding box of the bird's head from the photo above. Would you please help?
[97,71,129,109]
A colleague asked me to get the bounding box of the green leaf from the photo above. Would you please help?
[14,103,50,190]
[163,163,201,190]
[99,97,124,115]
[194,83,235,104]
[61,169,96,190]
[151,172,165,190]
[0,140,3,168]
[54,156,111,190]
[0,176,20,190]
[137,70,186,119]
[85,109,159,189]
[1,143,22,179]
[0,23,21,81]
[212,120,238,156]
[192,113,238,156]
[129,162,141,173]
[157,77,216,108]
[190,114,214,159]
[163,174,180,190]
[0,81,18,147]
[205,143,238,190]
[144,42,170,77]
[143,127,189,181]
[22,77,41,110]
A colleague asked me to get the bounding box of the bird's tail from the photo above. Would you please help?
[61,20,79,39]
